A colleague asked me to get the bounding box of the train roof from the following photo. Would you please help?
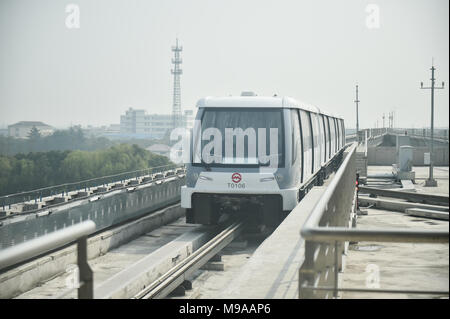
[196,95,341,119]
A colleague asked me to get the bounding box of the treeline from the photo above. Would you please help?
[0,126,178,156]
[0,144,171,196]
[0,127,116,156]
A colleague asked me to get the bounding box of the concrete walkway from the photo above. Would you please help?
[340,166,449,299]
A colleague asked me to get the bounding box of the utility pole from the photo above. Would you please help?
[420,62,445,187]
[388,111,392,130]
[171,38,183,129]
[355,85,360,142]
[382,113,385,128]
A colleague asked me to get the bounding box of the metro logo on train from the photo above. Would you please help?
[232,173,242,183]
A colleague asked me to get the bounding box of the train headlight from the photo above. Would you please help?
[260,177,275,182]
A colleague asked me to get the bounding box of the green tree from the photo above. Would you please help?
[0,144,172,196]
[27,126,41,140]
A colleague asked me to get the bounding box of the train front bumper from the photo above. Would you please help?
[181,185,298,211]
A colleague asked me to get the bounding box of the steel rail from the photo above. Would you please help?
[358,186,449,206]
[301,286,449,295]
[135,219,246,299]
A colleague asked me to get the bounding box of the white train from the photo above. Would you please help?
[181,93,345,226]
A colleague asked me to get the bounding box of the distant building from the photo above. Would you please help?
[107,124,121,133]
[120,108,195,139]
[8,121,54,138]
[146,144,171,158]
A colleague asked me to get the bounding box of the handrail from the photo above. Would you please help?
[0,220,96,299]
[0,220,95,270]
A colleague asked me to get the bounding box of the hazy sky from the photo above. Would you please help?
[0,0,448,129]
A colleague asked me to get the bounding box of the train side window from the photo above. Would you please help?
[335,118,340,150]
[297,110,304,183]
[335,119,339,151]
[335,118,339,151]
[329,117,336,154]
[338,119,342,147]
[308,112,315,174]
[299,110,312,180]
[310,112,320,172]
[319,114,326,163]
[325,116,331,159]
[291,109,301,164]
[333,118,338,152]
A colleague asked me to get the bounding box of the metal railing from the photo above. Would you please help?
[298,142,449,298]
[0,163,181,211]
[389,128,449,142]
[354,127,449,144]
[0,220,96,299]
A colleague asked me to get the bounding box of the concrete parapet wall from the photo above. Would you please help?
[367,146,449,166]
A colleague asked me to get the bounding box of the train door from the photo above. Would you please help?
[325,116,331,160]
[319,114,326,165]
[335,118,341,150]
[329,117,336,156]
[310,113,320,173]
[299,110,313,182]
[290,109,302,185]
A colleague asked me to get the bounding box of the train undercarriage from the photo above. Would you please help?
[186,193,288,227]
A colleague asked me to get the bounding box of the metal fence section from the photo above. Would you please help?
[298,142,449,299]
[390,128,449,142]
[0,163,180,210]
[356,128,449,144]
[0,175,185,249]
[0,220,95,298]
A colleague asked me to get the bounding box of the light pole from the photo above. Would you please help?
[355,85,360,142]
[420,63,445,187]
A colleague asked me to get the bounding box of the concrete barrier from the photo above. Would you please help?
[405,208,449,221]
[359,197,449,213]
[367,146,449,166]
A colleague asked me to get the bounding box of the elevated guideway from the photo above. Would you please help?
[1,138,448,299]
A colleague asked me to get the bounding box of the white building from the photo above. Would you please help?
[120,108,195,139]
[8,121,54,138]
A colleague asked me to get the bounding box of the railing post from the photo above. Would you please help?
[77,236,93,299]
[334,241,339,298]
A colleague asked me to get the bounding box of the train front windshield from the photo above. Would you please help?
[196,108,284,167]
